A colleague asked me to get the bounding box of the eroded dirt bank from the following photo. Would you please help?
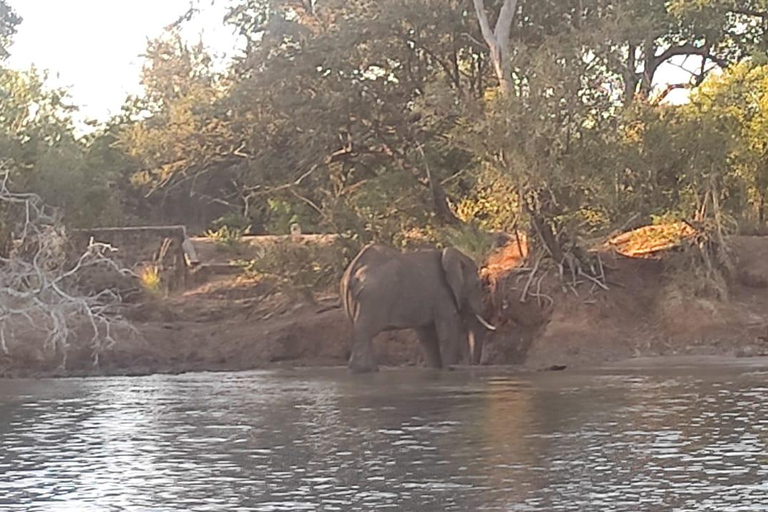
[3,236,768,378]
[489,238,768,369]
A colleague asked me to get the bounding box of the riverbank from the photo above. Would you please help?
[492,236,768,369]
[3,235,768,378]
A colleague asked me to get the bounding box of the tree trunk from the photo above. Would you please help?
[472,0,518,94]
[624,43,639,103]
[641,36,656,98]
[425,159,461,225]
[415,142,460,224]
[529,210,563,263]
[522,198,563,263]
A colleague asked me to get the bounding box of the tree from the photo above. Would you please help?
[121,0,496,236]
[689,60,768,225]
[0,0,20,59]
[472,0,517,94]
[118,31,237,229]
[0,67,125,228]
[82,0,768,252]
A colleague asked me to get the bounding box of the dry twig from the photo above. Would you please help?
[520,253,544,303]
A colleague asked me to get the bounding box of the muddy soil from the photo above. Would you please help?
[3,236,768,378]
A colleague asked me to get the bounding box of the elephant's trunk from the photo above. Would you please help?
[475,313,496,331]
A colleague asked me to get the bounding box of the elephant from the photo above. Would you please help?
[340,243,496,373]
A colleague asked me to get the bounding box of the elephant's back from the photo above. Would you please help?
[356,243,401,265]
[341,244,402,318]
[358,249,443,299]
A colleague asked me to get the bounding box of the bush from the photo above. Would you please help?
[265,198,317,235]
[664,221,734,301]
[204,225,247,250]
[239,238,360,301]
[441,223,498,265]
[455,166,520,232]
[210,212,251,233]
[138,264,163,297]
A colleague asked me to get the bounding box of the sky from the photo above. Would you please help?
[7,0,241,123]
[5,1,692,127]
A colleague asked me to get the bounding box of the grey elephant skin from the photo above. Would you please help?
[340,243,495,373]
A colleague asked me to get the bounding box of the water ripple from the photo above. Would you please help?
[1,368,768,510]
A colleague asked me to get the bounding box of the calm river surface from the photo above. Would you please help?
[2,362,768,511]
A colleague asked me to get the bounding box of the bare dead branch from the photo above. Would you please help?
[0,171,135,369]
[579,267,609,291]
[520,252,543,303]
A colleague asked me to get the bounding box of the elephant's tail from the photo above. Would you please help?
[341,270,357,321]
[341,246,368,322]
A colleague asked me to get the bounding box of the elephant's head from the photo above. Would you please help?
[441,247,496,333]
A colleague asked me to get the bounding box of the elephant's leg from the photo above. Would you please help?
[348,311,380,373]
[348,329,378,373]
[434,312,463,367]
[415,326,442,369]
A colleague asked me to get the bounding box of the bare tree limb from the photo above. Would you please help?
[0,171,135,369]
[652,83,691,106]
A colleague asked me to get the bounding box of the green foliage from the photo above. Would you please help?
[204,225,247,249]
[9,0,768,290]
[441,223,497,265]
[138,264,164,298]
[0,66,129,229]
[265,198,317,235]
[0,1,20,60]
[240,239,360,299]
[455,166,520,232]
[105,0,768,258]
[210,212,251,233]
[690,60,768,225]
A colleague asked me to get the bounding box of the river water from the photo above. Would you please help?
[2,362,768,511]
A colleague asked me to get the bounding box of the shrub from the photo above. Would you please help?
[210,212,251,233]
[663,221,734,301]
[138,264,163,297]
[239,238,360,302]
[204,225,247,250]
[441,223,497,265]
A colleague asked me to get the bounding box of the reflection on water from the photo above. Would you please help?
[2,366,768,511]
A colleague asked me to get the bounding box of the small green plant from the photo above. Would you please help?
[265,198,320,234]
[138,264,163,297]
[204,225,247,250]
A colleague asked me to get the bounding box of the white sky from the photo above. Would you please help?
[5,1,691,126]
[7,0,241,123]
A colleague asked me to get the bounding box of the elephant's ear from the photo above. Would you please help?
[441,247,465,309]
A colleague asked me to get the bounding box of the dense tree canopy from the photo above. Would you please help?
[5,0,768,259]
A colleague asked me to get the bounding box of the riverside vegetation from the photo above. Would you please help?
[4,0,768,376]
